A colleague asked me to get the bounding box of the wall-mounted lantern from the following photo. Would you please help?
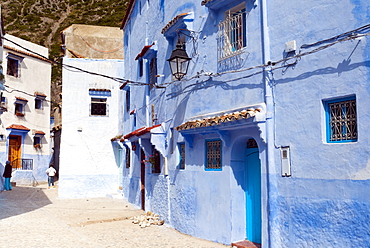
[167,40,191,81]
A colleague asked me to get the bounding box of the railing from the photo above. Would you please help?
[12,159,33,170]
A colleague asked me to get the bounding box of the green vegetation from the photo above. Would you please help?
[1,0,129,109]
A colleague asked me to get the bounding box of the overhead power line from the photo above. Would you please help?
[2,36,148,86]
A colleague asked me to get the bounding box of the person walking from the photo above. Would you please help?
[3,161,12,191]
[46,165,57,189]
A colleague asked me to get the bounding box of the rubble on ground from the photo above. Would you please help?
[130,211,165,228]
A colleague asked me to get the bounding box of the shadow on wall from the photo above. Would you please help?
[0,186,52,220]
[274,60,370,85]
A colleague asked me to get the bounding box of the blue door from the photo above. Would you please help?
[245,146,262,243]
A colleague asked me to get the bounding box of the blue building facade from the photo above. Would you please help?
[118,0,370,246]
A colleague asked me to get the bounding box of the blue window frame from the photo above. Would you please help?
[205,139,222,171]
[178,142,185,170]
[325,96,357,143]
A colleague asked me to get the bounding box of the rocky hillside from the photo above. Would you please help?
[1,0,129,109]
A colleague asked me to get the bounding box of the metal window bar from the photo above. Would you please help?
[90,98,108,116]
[206,140,222,169]
[329,99,357,141]
[12,159,33,170]
[218,9,246,61]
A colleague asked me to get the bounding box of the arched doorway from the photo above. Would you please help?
[245,138,262,243]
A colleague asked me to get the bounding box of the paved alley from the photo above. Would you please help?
[0,184,230,248]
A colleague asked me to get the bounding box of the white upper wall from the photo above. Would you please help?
[4,34,49,58]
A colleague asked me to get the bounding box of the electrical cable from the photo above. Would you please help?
[2,36,149,86]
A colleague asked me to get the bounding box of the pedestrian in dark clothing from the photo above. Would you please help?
[3,161,12,191]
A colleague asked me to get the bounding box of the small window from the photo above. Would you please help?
[152,147,161,174]
[7,57,20,77]
[325,97,357,142]
[35,98,43,110]
[149,57,157,88]
[178,143,186,169]
[139,59,144,77]
[126,89,130,112]
[205,139,222,170]
[15,103,24,116]
[218,4,247,61]
[91,98,107,116]
[33,136,41,149]
[126,147,131,168]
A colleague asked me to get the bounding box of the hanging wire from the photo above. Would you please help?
[2,36,149,86]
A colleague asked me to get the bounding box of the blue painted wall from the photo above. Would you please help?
[121,0,370,246]
[267,0,370,247]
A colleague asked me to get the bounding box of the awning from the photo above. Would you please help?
[175,105,266,148]
[161,13,194,38]
[121,124,162,141]
[176,108,262,131]
[121,124,167,157]
[15,97,28,104]
[6,124,30,133]
[33,130,46,137]
[135,43,155,60]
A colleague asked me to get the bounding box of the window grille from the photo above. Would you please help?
[218,8,246,61]
[91,98,107,116]
[327,98,357,142]
[206,140,222,170]
[179,143,185,169]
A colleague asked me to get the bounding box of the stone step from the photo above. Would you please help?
[231,240,261,248]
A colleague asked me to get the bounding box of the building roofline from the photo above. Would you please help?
[120,0,136,30]
[4,45,52,63]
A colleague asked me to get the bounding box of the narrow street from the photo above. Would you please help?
[0,184,229,248]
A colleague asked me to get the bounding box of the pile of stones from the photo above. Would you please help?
[131,211,165,228]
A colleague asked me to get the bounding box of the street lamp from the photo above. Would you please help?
[167,40,191,80]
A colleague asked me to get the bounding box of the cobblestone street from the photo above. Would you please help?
[0,184,230,248]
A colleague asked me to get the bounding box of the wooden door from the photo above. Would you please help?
[8,135,21,169]
[140,149,146,210]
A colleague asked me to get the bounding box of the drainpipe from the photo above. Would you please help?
[260,0,273,247]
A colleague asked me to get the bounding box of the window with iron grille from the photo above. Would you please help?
[218,4,246,61]
[205,139,222,170]
[325,97,357,142]
[91,98,107,116]
[178,142,185,170]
